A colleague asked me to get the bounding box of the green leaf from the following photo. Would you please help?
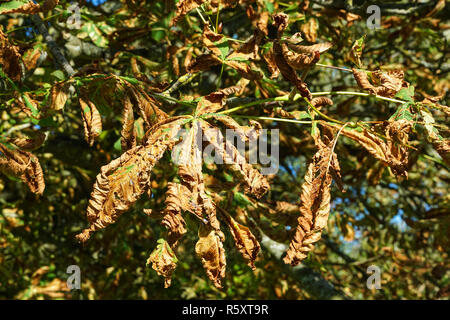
[395,86,415,102]
[233,192,253,207]
[0,1,27,13]
[390,102,414,121]
[113,138,122,151]
[51,70,65,81]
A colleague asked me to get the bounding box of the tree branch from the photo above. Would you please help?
[31,15,76,77]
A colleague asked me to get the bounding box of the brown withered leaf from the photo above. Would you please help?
[0,0,59,14]
[281,42,321,70]
[120,94,136,151]
[284,134,337,266]
[22,47,41,71]
[0,29,23,82]
[227,30,264,61]
[352,68,376,94]
[352,68,408,98]
[200,120,270,198]
[219,207,260,270]
[246,4,269,35]
[195,224,226,289]
[288,42,333,55]
[324,122,410,177]
[160,182,191,246]
[275,201,300,214]
[311,97,333,109]
[272,13,312,100]
[47,81,70,111]
[195,86,241,115]
[186,53,222,73]
[224,59,263,80]
[300,18,318,42]
[0,143,45,195]
[79,91,102,146]
[432,139,450,166]
[384,119,412,176]
[125,84,168,128]
[263,48,280,79]
[209,114,261,142]
[171,0,205,26]
[176,120,225,239]
[147,239,178,288]
[200,25,263,80]
[9,131,46,151]
[76,119,184,243]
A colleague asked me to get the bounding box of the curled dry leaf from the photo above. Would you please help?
[120,94,137,151]
[281,43,320,70]
[125,84,168,127]
[0,0,59,14]
[219,207,260,270]
[210,115,261,142]
[48,81,70,111]
[284,133,338,265]
[195,224,226,288]
[196,86,241,115]
[75,119,184,243]
[187,53,222,73]
[288,42,333,55]
[79,90,102,146]
[22,47,42,71]
[9,131,46,151]
[201,121,270,198]
[432,139,450,166]
[147,239,178,288]
[171,0,206,26]
[246,4,270,35]
[300,18,318,42]
[323,122,411,177]
[311,96,333,109]
[161,182,191,246]
[0,29,23,82]
[0,143,45,195]
[384,119,412,175]
[272,13,312,100]
[352,68,409,98]
[352,68,376,95]
[263,48,280,79]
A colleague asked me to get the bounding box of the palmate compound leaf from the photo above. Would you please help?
[77,85,270,288]
[187,25,263,81]
[75,118,186,243]
[171,0,239,26]
[75,75,168,147]
[0,142,45,195]
[284,130,341,266]
[150,87,268,288]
